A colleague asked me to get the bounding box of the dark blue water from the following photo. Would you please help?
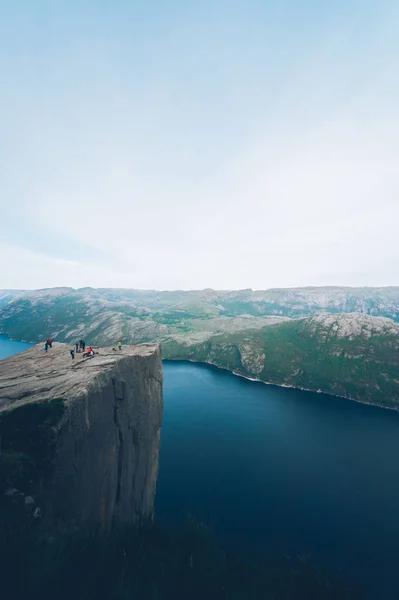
[156,361,399,599]
[0,335,33,359]
[2,337,399,597]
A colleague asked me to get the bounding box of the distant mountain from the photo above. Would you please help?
[0,285,398,344]
[216,286,399,321]
[163,313,399,411]
[0,290,25,309]
[0,286,398,409]
[0,286,288,344]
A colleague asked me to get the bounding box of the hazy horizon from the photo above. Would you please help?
[2,283,399,294]
[1,1,398,290]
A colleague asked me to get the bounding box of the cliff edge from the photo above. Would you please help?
[0,343,163,531]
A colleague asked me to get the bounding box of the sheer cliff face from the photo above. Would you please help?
[0,344,163,531]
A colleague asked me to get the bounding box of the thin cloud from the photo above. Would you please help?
[0,1,398,289]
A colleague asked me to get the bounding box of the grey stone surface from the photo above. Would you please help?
[0,343,163,531]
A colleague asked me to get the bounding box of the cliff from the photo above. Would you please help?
[0,343,163,531]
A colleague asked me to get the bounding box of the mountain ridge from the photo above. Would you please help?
[0,287,398,410]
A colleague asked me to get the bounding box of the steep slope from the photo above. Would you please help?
[0,289,25,308]
[0,343,163,531]
[162,313,399,410]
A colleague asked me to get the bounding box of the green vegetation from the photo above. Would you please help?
[163,317,399,410]
[0,295,90,342]
[0,520,357,600]
[1,286,398,344]
[1,287,398,410]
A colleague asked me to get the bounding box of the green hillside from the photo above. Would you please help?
[163,313,399,410]
[1,288,398,410]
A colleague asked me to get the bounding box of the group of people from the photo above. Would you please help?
[70,339,123,360]
[68,338,123,360]
[43,336,124,361]
[70,339,91,360]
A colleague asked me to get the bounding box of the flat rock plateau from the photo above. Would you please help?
[0,343,163,531]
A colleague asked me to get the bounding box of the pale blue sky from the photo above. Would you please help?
[1,0,398,289]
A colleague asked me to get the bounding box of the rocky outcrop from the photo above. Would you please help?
[0,343,163,531]
[303,312,399,340]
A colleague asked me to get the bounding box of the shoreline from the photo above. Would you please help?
[1,334,396,414]
[0,333,34,345]
[164,357,398,413]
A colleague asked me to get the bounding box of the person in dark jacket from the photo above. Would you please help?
[70,349,75,360]
[75,341,79,353]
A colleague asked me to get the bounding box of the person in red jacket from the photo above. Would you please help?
[83,346,95,358]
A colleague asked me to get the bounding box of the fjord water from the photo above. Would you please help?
[0,335,33,359]
[156,361,399,599]
[2,338,399,597]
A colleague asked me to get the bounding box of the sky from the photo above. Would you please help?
[1,0,398,291]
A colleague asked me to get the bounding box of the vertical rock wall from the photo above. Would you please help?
[0,343,163,531]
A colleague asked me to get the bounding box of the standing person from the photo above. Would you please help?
[75,341,79,353]
[82,340,86,352]
[44,341,48,352]
[70,349,75,360]
[79,339,83,349]
[49,338,53,348]
[118,339,122,351]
